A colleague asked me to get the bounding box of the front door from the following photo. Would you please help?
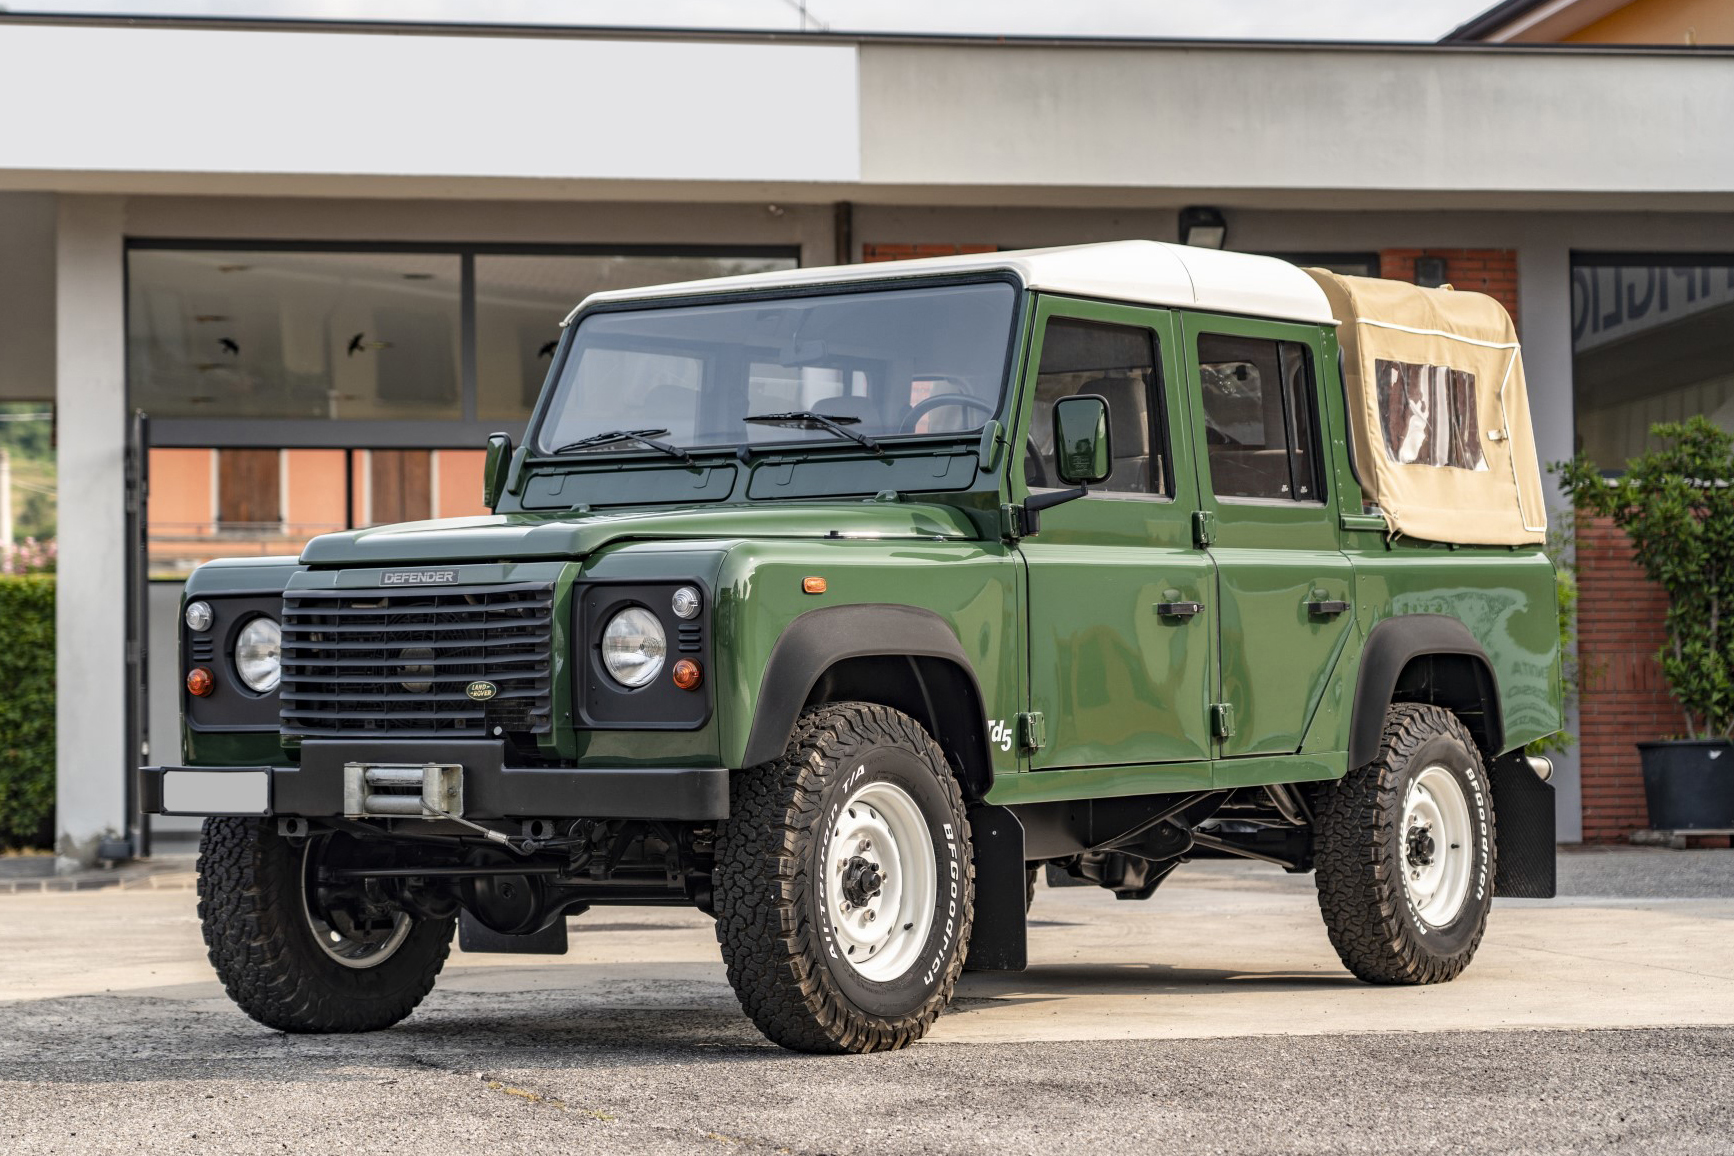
[1180,313,1355,762]
[1018,297,1215,779]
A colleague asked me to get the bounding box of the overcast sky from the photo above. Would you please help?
[7,1,1499,42]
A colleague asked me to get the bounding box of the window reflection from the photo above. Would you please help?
[129,250,462,421]
[474,254,799,422]
[1573,260,1734,468]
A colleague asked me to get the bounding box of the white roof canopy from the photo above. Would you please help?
[566,241,1337,325]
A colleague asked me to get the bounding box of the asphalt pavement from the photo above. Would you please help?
[2,846,1730,1155]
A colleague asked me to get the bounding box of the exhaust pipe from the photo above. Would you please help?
[1526,755,1553,782]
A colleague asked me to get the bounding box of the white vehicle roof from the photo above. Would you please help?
[563,240,1338,327]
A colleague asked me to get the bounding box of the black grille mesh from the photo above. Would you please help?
[280,582,555,739]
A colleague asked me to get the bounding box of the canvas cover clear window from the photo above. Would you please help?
[1375,359,1486,471]
[537,281,1017,454]
[1027,317,1166,495]
[1198,334,1321,501]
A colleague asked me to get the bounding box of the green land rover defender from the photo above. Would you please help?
[142,241,1562,1054]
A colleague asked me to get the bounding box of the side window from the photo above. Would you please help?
[1375,359,1487,471]
[1029,317,1167,495]
[1197,333,1322,502]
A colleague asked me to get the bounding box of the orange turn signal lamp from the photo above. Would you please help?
[802,576,827,594]
[186,666,215,697]
[671,658,703,691]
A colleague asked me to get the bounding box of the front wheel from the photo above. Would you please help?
[1314,703,1496,985]
[197,818,454,1032]
[714,702,974,1053]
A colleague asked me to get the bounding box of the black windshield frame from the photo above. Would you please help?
[526,273,1027,461]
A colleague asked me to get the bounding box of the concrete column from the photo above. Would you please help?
[54,194,129,872]
[1517,235,1583,843]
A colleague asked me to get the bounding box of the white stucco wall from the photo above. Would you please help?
[0,24,859,186]
[53,194,129,871]
[857,44,1734,204]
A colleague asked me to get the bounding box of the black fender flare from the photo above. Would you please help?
[1349,614,1505,768]
[740,604,993,796]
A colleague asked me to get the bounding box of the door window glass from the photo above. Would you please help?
[1198,333,1322,502]
[1028,318,1165,495]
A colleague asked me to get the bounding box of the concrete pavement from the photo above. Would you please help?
[1,848,1730,1153]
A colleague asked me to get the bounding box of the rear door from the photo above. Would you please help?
[1018,296,1215,781]
[1179,314,1354,766]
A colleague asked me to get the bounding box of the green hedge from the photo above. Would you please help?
[0,575,54,848]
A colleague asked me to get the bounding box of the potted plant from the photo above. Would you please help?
[1559,415,1734,831]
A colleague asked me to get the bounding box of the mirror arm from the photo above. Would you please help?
[1018,482,1089,536]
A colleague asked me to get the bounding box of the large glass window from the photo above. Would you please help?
[129,244,799,445]
[536,281,1018,455]
[129,250,462,421]
[475,253,798,422]
[1573,258,1734,469]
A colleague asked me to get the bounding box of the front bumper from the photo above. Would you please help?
[139,739,729,821]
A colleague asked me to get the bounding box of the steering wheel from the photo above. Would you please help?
[898,393,995,434]
[899,392,1051,486]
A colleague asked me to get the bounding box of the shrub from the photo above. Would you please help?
[0,537,56,575]
[0,574,54,848]
[1558,416,1734,741]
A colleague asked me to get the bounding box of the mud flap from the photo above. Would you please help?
[458,910,570,955]
[1490,752,1557,899]
[962,803,1027,972]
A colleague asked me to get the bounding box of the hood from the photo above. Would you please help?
[298,502,982,566]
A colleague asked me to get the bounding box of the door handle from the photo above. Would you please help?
[1155,601,1204,619]
[1306,599,1351,617]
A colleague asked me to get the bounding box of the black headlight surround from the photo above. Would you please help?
[185,593,283,732]
[576,581,712,730]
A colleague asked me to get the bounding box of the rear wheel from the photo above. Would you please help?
[198,818,454,1032]
[1314,703,1495,984]
[714,702,973,1053]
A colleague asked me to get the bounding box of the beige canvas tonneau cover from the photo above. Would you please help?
[1306,270,1547,546]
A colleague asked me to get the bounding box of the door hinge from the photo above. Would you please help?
[1016,712,1046,754]
[1192,510,1217,548]
[1210,702,1235,740]
[1000,503,1027,541]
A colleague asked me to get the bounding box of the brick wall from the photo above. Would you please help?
[1379,249,1520,326]
[861,243,996,263]
[1575,515,1685,840]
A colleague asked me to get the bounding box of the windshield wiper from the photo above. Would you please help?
[742,411,881,454]
[550,428,694,465]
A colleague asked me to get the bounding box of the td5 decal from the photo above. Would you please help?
[987,719,1014,753]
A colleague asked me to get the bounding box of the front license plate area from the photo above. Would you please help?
[161,770,270,816]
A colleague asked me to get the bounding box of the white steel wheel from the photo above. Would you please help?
[301,839,413,970]
[1400,763,1474,928]
[824,779,939,982]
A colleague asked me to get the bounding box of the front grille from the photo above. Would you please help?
[280,582,555,740]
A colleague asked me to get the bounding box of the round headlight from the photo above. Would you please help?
[185,601,213,632]
[671,586,702,620]
[601,606,666,688]
[234,617,282,694]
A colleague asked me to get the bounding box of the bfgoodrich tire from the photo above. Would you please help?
[714,702,973,1053]
[1314,703,1496,985]
[197,818,454,1032]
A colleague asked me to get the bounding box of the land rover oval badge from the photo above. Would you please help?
[466,681,498,702]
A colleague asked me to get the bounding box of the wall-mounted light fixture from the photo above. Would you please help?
[1178,206,1228,250]
[1415,256,1448,288]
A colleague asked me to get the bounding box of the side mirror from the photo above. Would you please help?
[1052,394,1112,486]
[482,432,513,509]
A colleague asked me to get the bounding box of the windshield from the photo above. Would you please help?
[535,281,1018,455]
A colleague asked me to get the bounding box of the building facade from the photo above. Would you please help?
[2,15,1730,862]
